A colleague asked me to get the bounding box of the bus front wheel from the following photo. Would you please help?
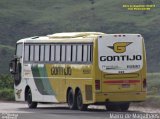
[76,90,88,111]
[26,89,37,108]
[67,89,77,110]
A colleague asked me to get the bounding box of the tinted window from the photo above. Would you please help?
[77,45,82,62]
[72,45,77,62]
[16,44,23,58]
[83,45,88,62]
[66,45,71,62]
[51,45,55,61]
[45,45,50,61]
[30,45,34,61]
[40,45,44,61]
[24,45,29,61]
[35,45,40,61]
[61,45,66,62]
[55,45,60,61]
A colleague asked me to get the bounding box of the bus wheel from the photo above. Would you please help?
[67,89,77,110]
[27,89,37,108]
[106,103,119,111]
[76,90,88,111]
[119,103,130,111]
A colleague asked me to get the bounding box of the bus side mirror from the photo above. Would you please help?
[9,60,16,75]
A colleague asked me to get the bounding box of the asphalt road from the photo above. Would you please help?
[0,102,160,119]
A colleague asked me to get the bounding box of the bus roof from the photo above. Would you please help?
[47,32,105,38]
[17,32,105,43]
[16,32,142,44]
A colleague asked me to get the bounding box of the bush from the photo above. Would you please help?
[0,88,14,101]
[0,74,14,100]
[0,74,14,89]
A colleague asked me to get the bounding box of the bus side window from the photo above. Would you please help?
[72,45,77,62]
[66,45,71,62]
[90,45,93,62]
[51,45,55,61]
[83,45,88,62]
[88,45,93,62]
[55,45,60,62]
[24,45,29,61]
[30,45,34,61]
[35,45,40,61]
[45,45,50,62]
[40,45,44,61]
[77,45,82,62]
[61,45,66,62]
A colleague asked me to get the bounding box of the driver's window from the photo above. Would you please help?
[16,43,23,58]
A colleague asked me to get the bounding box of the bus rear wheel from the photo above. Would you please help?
[106,102,130,111]
[119,103,130,111]
[26,89,37,108]
[76,90,88,111]
[67,89,77,110]
[106,104,119,111]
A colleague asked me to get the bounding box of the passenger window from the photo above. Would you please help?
[45,45,50,61]
[30,45,34,61]
[66,45,71,62]
[35,45,40,61]
[88,45,93,62]
[55,45,60,62]
[51,45,55,61]
[72,45,77,62]
[61,45,66,62]
[24,45,29,61]
[83,45,88,62]
[77,45,82,62]
[40,45,44,61]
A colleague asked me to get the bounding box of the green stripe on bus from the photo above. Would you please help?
[31,64,55,95]
[38,65,55,95]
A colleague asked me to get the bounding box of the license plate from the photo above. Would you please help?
[122,84,130,88]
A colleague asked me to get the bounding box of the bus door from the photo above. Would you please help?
[98,34,144,93]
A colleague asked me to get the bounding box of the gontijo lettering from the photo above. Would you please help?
[100,55,142,61]
[51,66,72,75]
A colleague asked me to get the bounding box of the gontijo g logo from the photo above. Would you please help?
[100,41,142,62]
[108,42,132,53]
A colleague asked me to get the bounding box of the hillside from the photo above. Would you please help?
[0,0,160,74]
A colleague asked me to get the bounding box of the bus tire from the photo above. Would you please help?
[67,89,77,110]
[120,103,130,111]
[27,88,37,108]
[76,90,88,111]
[106,103,119,111]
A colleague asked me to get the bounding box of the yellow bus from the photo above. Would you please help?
[9,32,147,111]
